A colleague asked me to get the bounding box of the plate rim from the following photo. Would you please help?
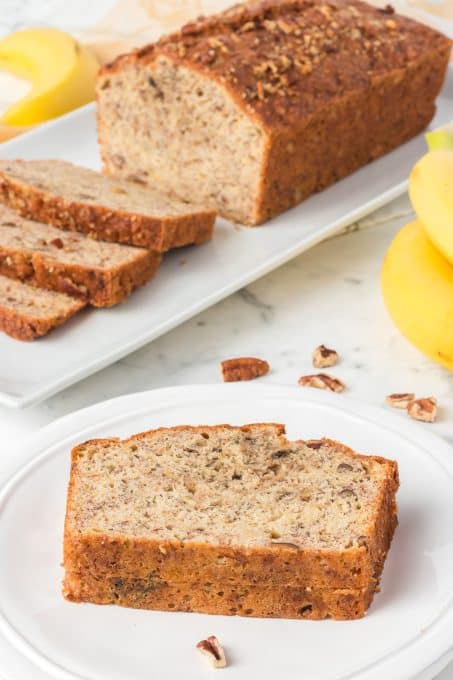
[0,384,452,680]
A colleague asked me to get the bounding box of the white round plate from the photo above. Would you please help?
[0,384,452,680]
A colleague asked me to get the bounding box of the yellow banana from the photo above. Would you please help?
[382,220,453,370]
[409,150,453,265]
[0,28,98,127]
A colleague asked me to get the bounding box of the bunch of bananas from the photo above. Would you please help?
[0,28,98,136]
[382,131,453,370]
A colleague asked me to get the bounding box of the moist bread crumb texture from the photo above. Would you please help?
[0,159,216,251]
[97,0,451,225]
[0,274,84,340]
[0,204,161,307]
[63,423,399,619]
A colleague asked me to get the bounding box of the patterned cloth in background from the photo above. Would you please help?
[82,0,453,65]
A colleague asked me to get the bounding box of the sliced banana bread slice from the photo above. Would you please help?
[63,423,399,618]
[0,274,84,340]
[0,159,215,251]
[0,205,161,307]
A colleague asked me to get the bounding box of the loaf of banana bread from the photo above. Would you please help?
[97,0,451,225]
[63,423,399,619]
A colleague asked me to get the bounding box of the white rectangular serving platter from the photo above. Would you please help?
[1,68,452,408]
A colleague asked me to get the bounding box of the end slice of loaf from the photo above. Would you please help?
[0,274,84,340]
[0,159,216,251]
[63,423,399,619]
[0,205,161,307]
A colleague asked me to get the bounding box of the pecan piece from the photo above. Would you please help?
[57,277,89,300]
[378,3,395,13]
[306,440,322,449]
[407,397,438,423]
[312,344,339,368]
[221,357,269,382]
[270,540,300,549]
[337,462,353,472]
[50,237,64,249]
[200,48,217,65]
[196,635,227,668]
[385,392,415,409]
[298,373,345,393]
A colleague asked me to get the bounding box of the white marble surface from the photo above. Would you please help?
[3,196,453,447]
[0,3,452,679]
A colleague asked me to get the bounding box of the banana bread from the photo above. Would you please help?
[0,159,216,251]
[97,0,451,225]
[0,274,85,340]
[0,205,161,307]
[64,572,375,620]
[63,423,399,619]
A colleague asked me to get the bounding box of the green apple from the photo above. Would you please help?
[425,125,453,151]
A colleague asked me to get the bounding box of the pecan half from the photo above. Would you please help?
[312,344,339,368]
[196,636,227,668]
[385,392,415,409]
[407,397,438,423]
[221,357,269,382]
[298,373,345,393]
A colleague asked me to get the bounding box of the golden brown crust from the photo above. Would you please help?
[72,422,287,453]
[33,250,161,308]
[102,0,450,130]
[64,531,375,588]
[0,172,215,252]
[255,45,450,223]
[63,427,399,597]
[0,298,84,340]
[63,572,376,620]
[98,0,451,225]
[0,243,161,307]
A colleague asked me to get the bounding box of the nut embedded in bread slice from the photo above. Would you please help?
[63,423,399,619]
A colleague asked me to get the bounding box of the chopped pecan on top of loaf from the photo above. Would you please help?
[221,357,269,382]
[312,344,339,369]
[407,397,438,423]
[196,635,227,668]
[298,373,346,393]
[378,4,396,14]
[155,0,429,118]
